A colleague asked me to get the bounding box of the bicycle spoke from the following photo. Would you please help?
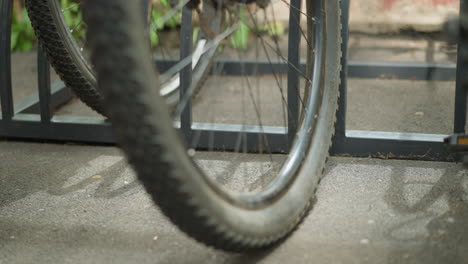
[149,0,190,33]
[279,0,315,22]
[69,19,82,33]
[61,2,80,12]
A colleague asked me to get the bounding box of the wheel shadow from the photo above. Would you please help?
[0,142,140,208]
[0,142,280,262]
[383,163,468,263]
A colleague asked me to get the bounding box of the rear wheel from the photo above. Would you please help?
[85,0,342,251]
[25,0,104,114]
[25,0,213,115]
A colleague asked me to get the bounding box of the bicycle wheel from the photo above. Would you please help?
[85,0,342,252]
[24,0,212,115]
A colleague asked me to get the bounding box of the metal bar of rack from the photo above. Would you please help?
[286,0,302,148]
[1,0,466,161]
[179,6,194,144]
[454,0,468,133]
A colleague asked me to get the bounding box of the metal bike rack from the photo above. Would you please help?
[0,0,466,161]
[332,0,467,161]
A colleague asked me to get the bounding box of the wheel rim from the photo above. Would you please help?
[80,0,330,210]
[51,0,96,87]
[149,0,328,209]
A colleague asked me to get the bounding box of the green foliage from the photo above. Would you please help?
[229,8,250,50]
[260,21,285,37]
[150,8,163,46]
[11,8,35,51]
[160,0,180,29]
[193,27,200,45]
[10,1,281,52]
[149,1,181,48]
[11,0,182,51]
[230,21,249,50]
[11,0,84,52]
[60,0,86,42]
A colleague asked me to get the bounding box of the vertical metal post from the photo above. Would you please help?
[454,0,468,133]
[141,0,149,20]
[180,7,193,142]
[37,47,52,122]
[0,0,14,120]
[334,0,350,140]
[287,0,301,147]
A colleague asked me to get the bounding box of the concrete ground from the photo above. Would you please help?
[1,142,467,263]
[1,31,466,263]
[349,0,459,33]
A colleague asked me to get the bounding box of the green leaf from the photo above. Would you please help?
[150,30,159,47]
[230,21,249,50]
[22,8,31,24]
[10,31,19,51]
[229,7,250,50]
[193,27,199,45]
[151,9,165,30]
[20,41,33,51]
[265,21,285,37]
[160,0,170,8]
[166,16,178,29]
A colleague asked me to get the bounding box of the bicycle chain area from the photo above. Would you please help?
[1,0,468,161]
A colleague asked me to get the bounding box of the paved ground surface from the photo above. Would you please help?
[263,0,458,33]
[349,0,459,33]
[1,142,467,263]
[1,30,465,262]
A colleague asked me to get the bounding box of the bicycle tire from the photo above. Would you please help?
[25,0,105,115]
[25,0,213,115]
[85,0,342,252]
